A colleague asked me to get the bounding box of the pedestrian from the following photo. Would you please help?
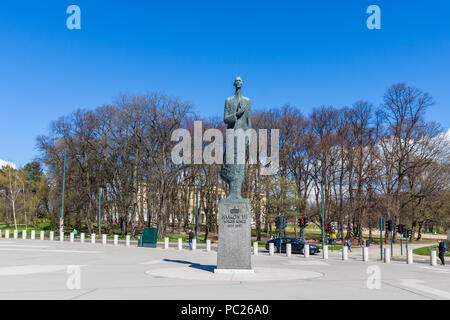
[346,240,352,252]
[438,239,447,265]
[73,228,78,239]
[188,229,195,250]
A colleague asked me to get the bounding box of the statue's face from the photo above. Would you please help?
[234,77,243,89]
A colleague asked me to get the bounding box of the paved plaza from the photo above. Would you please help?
[0,238,448,300]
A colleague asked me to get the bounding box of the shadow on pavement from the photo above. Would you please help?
[163,259,216,273]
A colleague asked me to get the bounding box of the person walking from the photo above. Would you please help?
[346,240,352,252]
[438,239,447,265]
[188,230,195,250]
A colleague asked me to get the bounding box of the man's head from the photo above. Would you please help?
[234,77,243,89]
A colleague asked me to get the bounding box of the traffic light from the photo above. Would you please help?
[406,229,412,237]
[298,217,308,228]
[282,217,287,229]
[329,224,334,234]
[401,224,406,234]
[386,219,393,231]
[275,216,280,229]
[396,224,402,234]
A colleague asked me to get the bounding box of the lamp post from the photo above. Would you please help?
[195,187,199,243]
[98,187,102,240]
[60,150,67,239]
[321,180,325,248]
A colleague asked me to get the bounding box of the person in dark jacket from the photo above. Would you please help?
[188,230,195,250]
[438,239,447,265]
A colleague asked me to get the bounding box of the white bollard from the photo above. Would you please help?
[40,231,44,240]
[60,232,64,242]
[206,239,211,252]
[342,246,348,260]
[192,239,197,250]
[363,247,369,261]
[49,231,54,241]
[5,230,10,239]
[22,230,27,239]
[102,234,107,245]
[13,229,18,239]
[126,235,130,246]
[430,250,437,266]
[114,235,118,245]
[164,237,169,249]
[91,234,96,244]
[407,249,413,264]
[253,242,258,255]
[304,244,310,258]
[0,229,2,238]
[269,242,274,256]
[323,245,329,259]
[70,232,75,243]
[80,233,85,243]
[31,230,36,240]
[286,243,292,257]
[384,248,391,263]
[178,238,182,250]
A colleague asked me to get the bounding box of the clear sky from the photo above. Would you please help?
[1,0,449,167]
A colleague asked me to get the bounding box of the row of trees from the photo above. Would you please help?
[0,162,49,229]
[1,83,448,242]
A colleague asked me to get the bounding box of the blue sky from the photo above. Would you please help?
[1,0,449,167]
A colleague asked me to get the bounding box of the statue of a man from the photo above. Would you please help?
[220,77,252,199]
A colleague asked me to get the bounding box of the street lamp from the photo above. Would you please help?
[60,150,67,240]
[98,187,102,240]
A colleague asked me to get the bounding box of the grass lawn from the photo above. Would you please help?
[413,245,450,257]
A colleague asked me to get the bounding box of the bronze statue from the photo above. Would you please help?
[220,77,252,199]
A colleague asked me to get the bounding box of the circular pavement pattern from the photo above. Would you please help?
[145,266,324,282]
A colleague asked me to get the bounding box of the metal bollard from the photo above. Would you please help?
[22,230,27,239]
[49,231,54,241]
[269,242,274,256]
[407,249,413,264]
[253,242,258,255]
[164,237,169,249]
[5,230,10,239]
[31,230,36,240]
[114,235,118,246]
[126,235,130,246]
[342,246,348,260]
[102,234,107,245]
[384,248,391,263]
[178,238,183,250]
[430,250,437,266]
[70,233,75,243]
[206,239,211,252]
[304,244,310,258]
[40,231,45,240]
[286,243,292,257]
[192,239,197,250]
[363,247,369,262]
[91,234,96,244]
[80,233,85,243]
[323,245,329,259]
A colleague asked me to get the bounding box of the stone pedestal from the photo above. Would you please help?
[216,198,252,272]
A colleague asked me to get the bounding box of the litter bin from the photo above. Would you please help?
[138,228,158,248]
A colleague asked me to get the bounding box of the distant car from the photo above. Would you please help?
[265,238,320,255]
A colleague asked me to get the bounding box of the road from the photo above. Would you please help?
[0,238,448,300]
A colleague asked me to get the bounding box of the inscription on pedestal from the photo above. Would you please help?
[216,199,252,271]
